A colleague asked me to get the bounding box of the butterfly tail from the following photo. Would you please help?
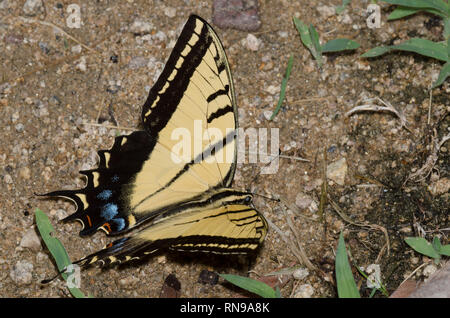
[72,237,162,268]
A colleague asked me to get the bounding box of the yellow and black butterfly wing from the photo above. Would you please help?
[74,191,268,267]
[44,15,239,237]
[134,15,239,215]
[44,15,268,268]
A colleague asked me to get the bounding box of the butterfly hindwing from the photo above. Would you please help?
[74,191,268,267]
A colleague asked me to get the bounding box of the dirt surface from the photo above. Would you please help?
[0,0,448,298]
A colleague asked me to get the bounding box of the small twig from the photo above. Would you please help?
[290,96,333,105]
[427,88,433,125]
[399,261,430,287]
[266,206,317,272]
[346,97,411,133]
[278,154,310,162]
[278,196,317,221]
[18,17,100,55]
[246,151,310,162]
[281,206,317,272]
[319,147,328,239]
[328,196,390,260]
[82,122,135,131]
[405,130,450,184]
[354,174,387,188]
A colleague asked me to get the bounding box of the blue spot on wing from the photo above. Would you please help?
[112,218,126,232]
[97,189,112,200]
[111,175,119,182]
[101,203,118,220]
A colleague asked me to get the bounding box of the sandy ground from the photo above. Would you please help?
[0,0,448,297]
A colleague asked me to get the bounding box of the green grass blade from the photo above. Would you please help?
[335,232,360,298]
[361,46,392,58]
[35,209,87,298]
[432,236,443,252]
[270,53,294,120]
[322,38,360,52]
[445,17,450,42]
[293,17,323,66]
[293,17,313,48]
[388,6,421,20]
[275,286,282,298]
[404,237,441,259]
[439,244,450,256]
[309,24,323,65]
[362,38,448,62]
[448,36,450,58]
[381,0,449,16]
[388,6,446,19]
[219,274,278,298]
[391,38,448,61]
[335,0,351,15]
[431,236,450,256]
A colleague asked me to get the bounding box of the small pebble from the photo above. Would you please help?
[19,166,31,179]
[263,110,272,121]
[128,56,149,69]
[71,44,82,54]
[129,19,153,35]
[293,268,309,280]
[423,264,437,278]
[4,174,13,184]
[293,284,314,298]
[75,56,87,72]
[295,192,314,210]
[316,5,335,18]
[15,123,24,132]
[38,42,50,54]
[327,158,348,186]
[23,0,43,16]
[119,275,140,289]
[198,270,219,285]
[244,34,261,51]
[20,227,41,251]
[10,261,34,286]
[428,177,450,196]
[36,252,49,263]
[152,31,167,43]
[0,0,10,10]
[164,6,176,18]
[265,85,279,95]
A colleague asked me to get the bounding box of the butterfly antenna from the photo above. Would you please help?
[251,192,280,203]
[40,267,68,284]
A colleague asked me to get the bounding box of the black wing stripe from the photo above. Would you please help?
[207,104,234,123]
[141,18,211,135]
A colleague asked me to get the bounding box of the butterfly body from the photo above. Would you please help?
[45,15,268,268]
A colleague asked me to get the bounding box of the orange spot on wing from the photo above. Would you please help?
[103,222,112,233]
[86,215,92,227]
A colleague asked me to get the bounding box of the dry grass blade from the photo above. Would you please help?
[277,195,317,221]
[265,208,316,272]
[405,129,450,184]
[82,122,135,131]
[346,97,411,133]
[318,147,328,227]
[1,18,109,86]
[18,17,100,54]
[328,196,390,261]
